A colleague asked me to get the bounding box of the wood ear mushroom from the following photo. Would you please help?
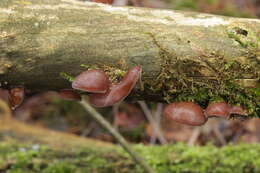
[89,66,142,107]
[205,102,246,118]
[72,69,109,93]
[163,102,207,126]
[9,87,25,110]
[58,89,81,101]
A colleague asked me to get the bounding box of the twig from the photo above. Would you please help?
[154,103,163,127]
[81,121,96,137]
[212,124,227,145]
[150,103,163,144]
[80,97,156,173]
[204,119,227,146]
[188,127,201,146]
[112,103,120,130]
[138,101,167,145]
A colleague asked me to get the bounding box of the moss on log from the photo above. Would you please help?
[0,0,259,116]
[1,118,260,173]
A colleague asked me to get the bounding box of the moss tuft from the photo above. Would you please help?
[144,33,259,117]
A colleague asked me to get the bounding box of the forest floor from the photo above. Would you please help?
[1,119,260,173]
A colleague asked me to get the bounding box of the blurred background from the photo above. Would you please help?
[1,0,260,147]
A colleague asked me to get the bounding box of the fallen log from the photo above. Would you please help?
[0,0,259,116]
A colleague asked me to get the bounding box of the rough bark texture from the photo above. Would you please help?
[0,0,259,116]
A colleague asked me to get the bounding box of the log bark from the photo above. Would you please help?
[0,0,259,115]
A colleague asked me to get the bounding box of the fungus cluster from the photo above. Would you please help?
[163,101,246,126]
[69,66,247,126]
[1,65,247,127]
[71,66,141,107]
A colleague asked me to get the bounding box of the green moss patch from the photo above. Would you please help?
[2,139,260,173]
[144,33,259,117]
[0,140,133,173]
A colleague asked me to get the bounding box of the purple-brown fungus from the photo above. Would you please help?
[163,102,207,126]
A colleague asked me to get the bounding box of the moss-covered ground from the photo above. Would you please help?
[1,105,260,173]
[2,138,260,173]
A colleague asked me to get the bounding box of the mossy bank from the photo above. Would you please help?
[2,139,260,173]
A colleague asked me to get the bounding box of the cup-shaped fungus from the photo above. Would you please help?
[59,89,81,101]
[205,102,246,118]
[163,102,207,126]
[205,102,231,118]
[72,69,109,93]
[89,66,142,107]
[230,105,247,115]
[8,87,25,110]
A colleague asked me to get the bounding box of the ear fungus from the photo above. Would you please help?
[205,102,231,118]
[230,105,246,115]
[89,66,142,107]
[8,87,25,110]
[59,89,81,101]
[163,102,207,126]
[205,102,246,118]
[72,69,109,93]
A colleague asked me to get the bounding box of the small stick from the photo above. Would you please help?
[112,103,120,130]
[150,103,163,144]
[81,121,96,137]
[188,127,201,146]
[80,97,156,173]
[212,124,227,145]
[138,101,167,145]
[154,103,163,129]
